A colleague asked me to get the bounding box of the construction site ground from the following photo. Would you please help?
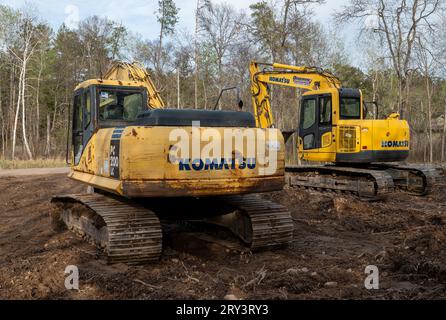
[0,170,445,300]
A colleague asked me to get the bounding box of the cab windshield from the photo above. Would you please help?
[340,97,361,120]
[97,87,144,124]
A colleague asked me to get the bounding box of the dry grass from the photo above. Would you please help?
[0,158,67,169]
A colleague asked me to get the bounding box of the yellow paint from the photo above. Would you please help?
[72,126,285,197]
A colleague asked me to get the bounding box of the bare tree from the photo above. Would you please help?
[336,0,442,118]
[9,13,42,160]
[155,0,179,76]
[247,0,322,62]
[194,0,205,109]
[415,35,436,162]
[199,1,244,108]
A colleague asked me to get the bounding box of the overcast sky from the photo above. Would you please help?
[1,0,348,38]
[1,0,360,64]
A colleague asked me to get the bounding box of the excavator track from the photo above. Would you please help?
[51,193,293,263]
[286,164,442,200]
[51,194,162,264]
[370,164,441,196]
[205,195,294,250]
[285,165,395,200]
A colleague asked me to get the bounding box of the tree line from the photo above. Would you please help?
[0,0,445,163]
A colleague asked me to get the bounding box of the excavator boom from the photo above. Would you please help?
[104,62,165,109]
[250,61,341,128]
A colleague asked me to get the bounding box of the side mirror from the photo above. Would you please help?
[214,86,242,111]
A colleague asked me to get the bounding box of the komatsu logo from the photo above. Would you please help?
[269,76,290,84]
[293,76,312,86]
[381,140,409,148]
[168,121,279,176]
[178,158,256,171]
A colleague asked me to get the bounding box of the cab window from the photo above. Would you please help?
[84,90,91,129]
[73,94,83,132]
[319,97,332,125]
[73,93,83,165]
[302,99,316,129]
[98,89,144,123]
[340,98,361,120]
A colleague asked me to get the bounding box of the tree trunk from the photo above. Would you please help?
[157,0,165,76]
[45,112,51,157]
[426,77,433,163]
[372,70,378,119]
[398,77,403,116]
[442,98,446,162]
[421,101,428,163]
[217,58,224,110]
[7,63,15,159]
[21,51,33,160]
[202,79,207,110]
[0,80,4,159]
[12,64,23,160]
[177,68,180,109]
[35,53,44,153]
[194,0,200,109]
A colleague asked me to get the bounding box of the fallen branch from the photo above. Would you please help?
[242,265,267,289]
[133,279,162,290]
[181,261,200,283]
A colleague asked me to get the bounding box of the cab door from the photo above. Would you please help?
[318,94,333,149]
[72,90,84,165]
[299,94,333,151]
[72,87,94,165]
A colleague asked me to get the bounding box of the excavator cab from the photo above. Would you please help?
[298,87,410,164]
[299,88,363,162]
[71,83,147,165]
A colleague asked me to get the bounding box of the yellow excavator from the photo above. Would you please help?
[50,62,293,264]
[250,61,440,200]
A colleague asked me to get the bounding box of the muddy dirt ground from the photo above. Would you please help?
[0,172,445,300]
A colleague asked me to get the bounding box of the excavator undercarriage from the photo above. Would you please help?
[286,164,441,201]
[51,192,294,264]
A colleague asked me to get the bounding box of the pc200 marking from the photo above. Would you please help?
[110,141,120,179]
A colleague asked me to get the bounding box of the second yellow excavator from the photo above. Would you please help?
[250,61,440,200]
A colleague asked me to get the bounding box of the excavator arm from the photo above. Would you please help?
[104,62,165,109]
[250,61,341,128]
